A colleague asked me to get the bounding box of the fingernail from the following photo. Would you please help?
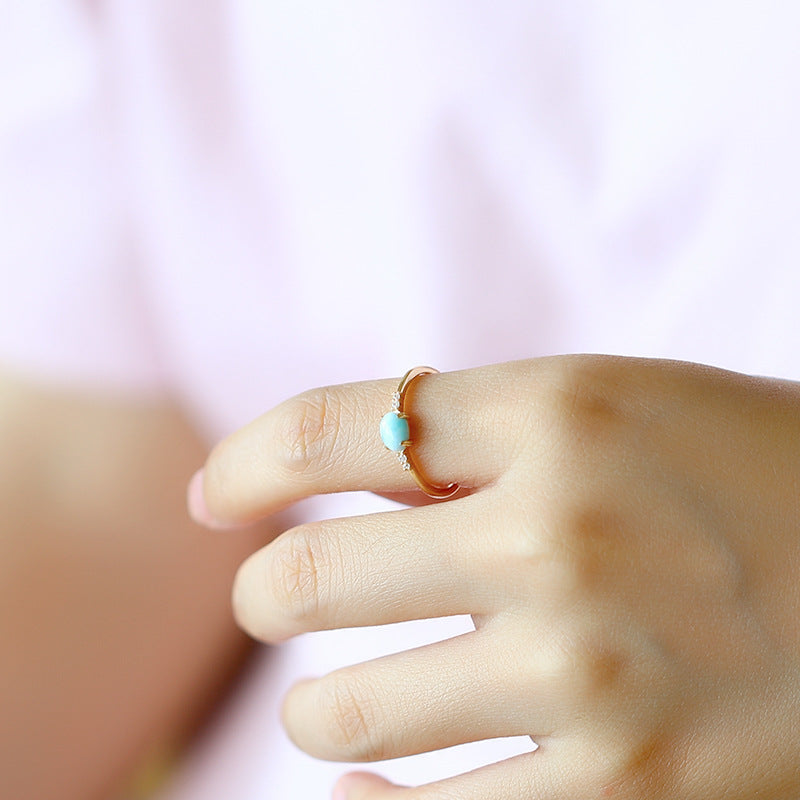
[187,469,239,530]
[332,778,358,800]
[332,773,386,800]
[332,775,362,800]
[331,784,348,800]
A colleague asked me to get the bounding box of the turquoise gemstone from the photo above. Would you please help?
[380,412,410,452]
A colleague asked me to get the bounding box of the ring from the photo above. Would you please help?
[379,366,459,499]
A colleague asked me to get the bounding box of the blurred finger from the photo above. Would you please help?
[332,747,580,800]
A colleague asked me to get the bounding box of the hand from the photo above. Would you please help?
[189,356,800,799]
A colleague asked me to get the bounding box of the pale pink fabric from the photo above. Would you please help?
[2,2,800,798]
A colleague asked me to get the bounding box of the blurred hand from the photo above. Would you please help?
[0,370,266,800]
[192,356,800,799]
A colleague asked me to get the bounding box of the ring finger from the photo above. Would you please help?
[281,629,556,763]
[192,363,533,527]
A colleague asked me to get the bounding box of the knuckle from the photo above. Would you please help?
[571,637,628,702]
[542,357,624,456]
[536,501,622,600]
[591,735,677,798]
[548,624,629,707]
[275,388,343,476]
[317,673,386,761]
[271,524,332,626]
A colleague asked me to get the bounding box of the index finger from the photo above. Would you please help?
[189,363,530,527]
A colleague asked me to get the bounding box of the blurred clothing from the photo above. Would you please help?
[2,2,800,797]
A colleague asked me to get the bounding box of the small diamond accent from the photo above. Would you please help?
[390,391,401,411]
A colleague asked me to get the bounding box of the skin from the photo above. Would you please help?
[191,355,800,800]
[0,369,272,800]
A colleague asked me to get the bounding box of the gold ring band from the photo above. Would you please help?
[379,366,459,499]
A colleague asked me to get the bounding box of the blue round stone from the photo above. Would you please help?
[380,411,410,452]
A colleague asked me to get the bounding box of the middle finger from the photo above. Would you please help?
[232,492,509,643]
